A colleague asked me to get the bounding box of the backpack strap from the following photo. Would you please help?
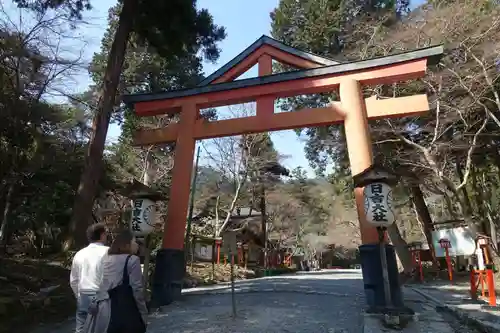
[123,254,133,285]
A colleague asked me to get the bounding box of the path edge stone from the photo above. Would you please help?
[408,286,500,333]
[362,312,420,333]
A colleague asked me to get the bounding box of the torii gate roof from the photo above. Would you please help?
[197,35,340,86]
[123,35,442,116]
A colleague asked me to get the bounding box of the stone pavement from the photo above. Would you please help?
[407,281,500,332]
[364,286,480,333]
[147,270,475,333]
[31,270,479,333]
[149,270,366,333]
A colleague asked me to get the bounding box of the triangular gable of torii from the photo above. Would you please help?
[198,35,340,86]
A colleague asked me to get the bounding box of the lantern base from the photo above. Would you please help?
[359,244,404,309]
[150,248,185,308]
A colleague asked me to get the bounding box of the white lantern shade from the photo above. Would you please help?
[363,182,395,227]
[130,198,156,236]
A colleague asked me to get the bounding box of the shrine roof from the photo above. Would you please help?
[197,35,340,86]
[123,45,443,105]
[120,179,166,201]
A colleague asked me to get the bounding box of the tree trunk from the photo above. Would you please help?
[455,159,473,216]
[65,0,137,250]
[0,187,7,243]
[0,183,14,249]
[471,166,485,220]
[386,223,413,274]
[443,192,459,219]
[481,172,498,249]
[215,175,245,237]
[490,147,500,181]
[410,184,438,268]
[211,239,216,278]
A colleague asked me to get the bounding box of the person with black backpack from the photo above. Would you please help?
[83,230,148,333]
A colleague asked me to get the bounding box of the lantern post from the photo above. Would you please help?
[124,180,165,303]
[438,238,453,282]
[223,230,238,318]
[353,165,402,312]
[243,243,249,269]
[408,242,424,283]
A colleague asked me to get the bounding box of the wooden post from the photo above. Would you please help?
[445,247,453,282]
[481,271,486,297]
[211,239,216,279]
[216,239,221,265]
[486,265,496,306]
[439,238,453,282]
[417,251,423,282]
[243,244,249,269]
[238,245,243,266]
[142,235,152,300]
[470,267,477,300]
[230,254,237,318]
[190,235,194,272]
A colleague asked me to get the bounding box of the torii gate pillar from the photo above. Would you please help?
[342,79,404,308]
[341,79,379,244]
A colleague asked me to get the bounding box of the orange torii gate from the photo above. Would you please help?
[123,35,443,307]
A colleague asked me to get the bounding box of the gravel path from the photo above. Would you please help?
[147,270,365,333]
[32,270,365,333]
[31,269,483,333]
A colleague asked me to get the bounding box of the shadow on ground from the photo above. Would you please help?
[150,271,365,333]
[30,271,366,333]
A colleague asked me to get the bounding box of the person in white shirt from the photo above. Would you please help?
[70,223,109,333]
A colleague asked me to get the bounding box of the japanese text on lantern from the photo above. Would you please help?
[132,199,143,232]
[370,183,387,222]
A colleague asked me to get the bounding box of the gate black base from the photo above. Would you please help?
[359,244,404,308]
[150,248,185,308]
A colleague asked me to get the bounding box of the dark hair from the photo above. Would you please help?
[86,223,107,243]
[108,230,134,255]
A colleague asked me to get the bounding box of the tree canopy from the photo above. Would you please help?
[11,0,228,248]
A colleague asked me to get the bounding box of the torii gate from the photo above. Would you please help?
[123,35,443,307]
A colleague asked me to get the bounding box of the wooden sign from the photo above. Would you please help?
[438,238,451,249]
[223,231,238,255]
